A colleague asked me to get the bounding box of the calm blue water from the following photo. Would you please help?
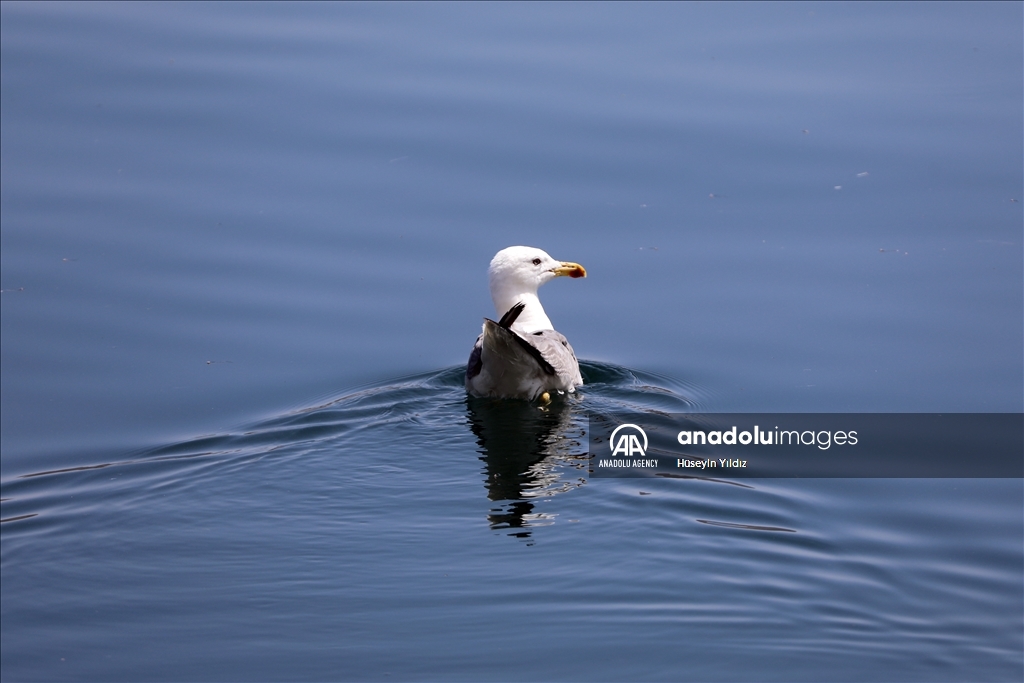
[2,2,1021,681]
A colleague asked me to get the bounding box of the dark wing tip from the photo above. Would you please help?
[497,301,526,328]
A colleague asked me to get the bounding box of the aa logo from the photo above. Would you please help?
[610,424,648,457]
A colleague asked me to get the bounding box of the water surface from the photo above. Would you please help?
[2,3,1021,681]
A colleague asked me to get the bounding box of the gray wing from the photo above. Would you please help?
[467,302,525,382]
[466,301,582,399]
[522,329,583,387]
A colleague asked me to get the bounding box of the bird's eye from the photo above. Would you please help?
[532,258,541,265]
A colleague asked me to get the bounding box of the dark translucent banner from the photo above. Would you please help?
[588,414,1023,478]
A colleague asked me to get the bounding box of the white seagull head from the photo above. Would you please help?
[487,246,586,333]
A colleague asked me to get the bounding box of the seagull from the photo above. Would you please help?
[465,246,587,400]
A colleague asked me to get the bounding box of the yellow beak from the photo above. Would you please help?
[551,261,587,279]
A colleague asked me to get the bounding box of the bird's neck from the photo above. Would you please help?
[493,292,553,333]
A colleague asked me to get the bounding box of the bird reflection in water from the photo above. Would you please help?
[465,395,587,540]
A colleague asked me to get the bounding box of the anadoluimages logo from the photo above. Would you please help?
[609,424,648,457]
